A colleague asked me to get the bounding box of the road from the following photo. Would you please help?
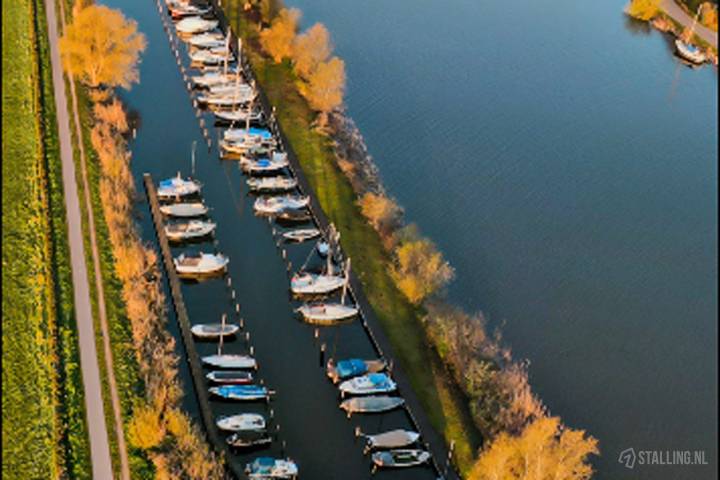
[43,0,114,478]
[660,0,718,46]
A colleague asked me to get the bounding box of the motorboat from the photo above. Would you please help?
[675,39,706,64]
[157,174,201,198]
[202,354,257,369]
[247,176,297,193]
[371,449,431,469]
[327,358,386,384]
[206,370,254,384]
[296,303,358,325]
[190,323,239,339]
[339,395,405,417]
[281,228,320,242]
[175,16,219,35]
[239,154,289,173]
[245,457,298,479]
[363,430,420,451]
[173,251,228,276]
[253,195,309,215]
[290,271,345,295]
[209,385,271,401]
[227,430,273,449]
[164,219,215,241]
[159,202,208,218]
[216,413,266,432]
[339,373,397,396]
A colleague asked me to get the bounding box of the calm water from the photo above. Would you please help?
[281,0,718,478]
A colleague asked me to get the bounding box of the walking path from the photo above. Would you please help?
[660,0,717,46]
[44,1,130,478]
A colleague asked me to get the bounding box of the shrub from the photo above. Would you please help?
[390,233,454,304]
[259,8,301,63]
[626,0,660,21]
[358,192,403,246]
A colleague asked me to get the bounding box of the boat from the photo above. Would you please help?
[216,413,266,432]
[275,209,312,224]
[339,373,397,396]
[189,49,234,65]
[187,32,226,49]
[339,395,405,417]
[209,385,271,401]
[190,323,239,339]
[168,2,211,18]
[253,196,310,215]
[245,457,298,479]
[296,303,358,325]
[281,228,320,242]
[238,154,289,172]
[227,430,273,449]
[247,176,297,193]
[224,127,273,143]
[371,449,431,468]
[198,91,255,107]
[214,108,264,124]
[192,70,238,87]
[164,219,216,241]
[159,202,208,218]
[364,429,420,451]
[290,272,345,295]
[157,174,201,198]
[175,16,219,35]
[675,39,706,64]
[206,370,254,384]
[327,358,386,384]
[202,354,257,369]
[206,83,254,98]
[173,251,228,276]
[316,241,330,257]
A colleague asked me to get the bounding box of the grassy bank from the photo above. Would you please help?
[2,0,91,476]
[224,4,481,474]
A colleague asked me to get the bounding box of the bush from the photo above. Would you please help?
[390,231,454,304]
[292,23,331,80]
[358,192,403,246]
[626,0,660,20]
[259,8,300,63]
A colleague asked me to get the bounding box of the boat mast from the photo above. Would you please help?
[223,31,231,77]
[191,140,197,176]
[341,258,350,304]
[217,313,226,355]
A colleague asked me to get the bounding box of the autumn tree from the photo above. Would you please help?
[700,2,718,31]
[127,404,165,449]
[292,23,332,80]
[59,5,146,89]
[469,416,599,480]
[259,8,301,63]
[390,230,454,304]
[358,192,403,244]
[626,0,659,21]
[298,56,346,125]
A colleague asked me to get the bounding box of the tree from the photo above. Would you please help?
[59,5,146,89]
[298,56,346,124]
[390,235,454,304]
[358,192,403,242]
[292,23,332,80]
[469,417,599,480]
[626,0,660,21]
[127,404,165,449]
[700,2,718,31]
[259,8,301,63]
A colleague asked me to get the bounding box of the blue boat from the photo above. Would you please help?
[209,384,271,401]
[326,358,386,384]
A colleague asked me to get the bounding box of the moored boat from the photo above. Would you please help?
[675,39,707,64]
[190,323,239,339]
[339,373,397,396]
[371,449,431,468]
[224,127,274,143]
[239,155,289,173]
[174,251,228,276]
[275,209,312,224]
[164,219,216,241]
[192,70,238,87]
[168,2,211,18]
[296,303,358,325]
[216,413,266,432]
[206,370,254,384]
[227,430,273,449]
[339,395,405,417]
[281,228,320,242]
[214,108,264,124]
[290,271,345,295]
[159,202,208,218]
[253,195,310,215]
[157,174,201,198]
[210,384,271,401]
[245,457,298,479]
[202,354,257,369]
[364,429,420,451]
[189,49,234,65]
[187,32,226,50]
[247,176,298,193]
[326,358,386,384]
[175,16,218,35]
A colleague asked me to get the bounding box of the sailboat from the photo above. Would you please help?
[296,261,358,324]
[363,429,420,451]
[253,195,310,215]
[339,395,405,417]
[157,173,201,199]
[190,323,239,339]
[216,413,266,432]
[247,176,298,193]
[245,457,298,479]
[371,449,431,469]
[290,255,347,296]
[209,385,271,401]
[675,6,707,64]
[159,202,208,218]
[326,358,387,384]
[175,16,218,35]
[164,219,216,242]
[173,251,228,276]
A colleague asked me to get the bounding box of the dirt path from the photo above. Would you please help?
[661,0,718,46]
[44,1,130,478]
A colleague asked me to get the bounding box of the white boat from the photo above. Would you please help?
[339,373,397,396]
[187,32,226,49]
[216,413,266,432]
[339,395,405,417]
[364,429,420,451]
[253,195,309,215]
[675,39,706,64]
[202,354,257,369]
[199,93,256,107]
[227,430,273,448]
[164,220,216,241]
[190,49,234,65]
[174,251,228,276]
[191,323,239,338]
[157,174,201,198]
[159,202,208,218]
[192,70,238,87]
[247,176,297,193]
[316,241,330,257]
[371,449,431,468]
[296,303,358,325]
[206,370,254,384]
[214,108,264,124]
[175,17,219,35]
[239,153,289,172]
[224,127,274,143]
[290,272,345,295]
[281,228,320,242]
[168,2,211,18]
[245,457,298,479]
[208,83,253,97]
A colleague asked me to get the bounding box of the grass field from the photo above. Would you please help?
[2,0,90,477]
[224,4,481,474]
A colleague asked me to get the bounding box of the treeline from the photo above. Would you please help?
[61,4,223,478]
[245,2,599,478]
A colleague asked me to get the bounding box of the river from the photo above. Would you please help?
[279,0,718,478]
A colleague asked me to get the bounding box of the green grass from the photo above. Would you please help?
[2,0,91,477]
[225,4,481,474]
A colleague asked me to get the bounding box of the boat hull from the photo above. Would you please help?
[216,413,266,432]
[339,395,405,416]
[202,354,257,369]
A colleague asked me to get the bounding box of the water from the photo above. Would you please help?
[278,0,717,478]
